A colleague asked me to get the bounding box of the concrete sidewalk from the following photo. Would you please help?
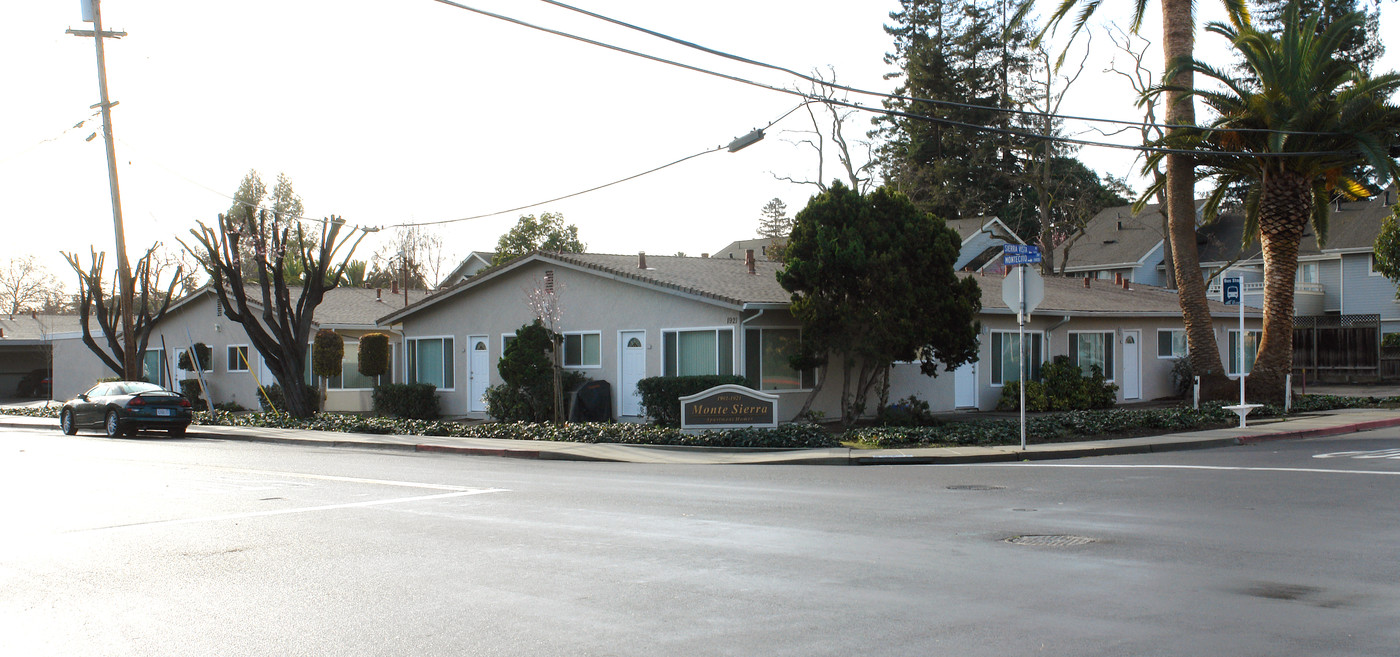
[3,407,1399,465]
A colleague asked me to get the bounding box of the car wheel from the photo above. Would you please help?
[60,409,78,435]
[104,410,124,438]
[169,425,187,437]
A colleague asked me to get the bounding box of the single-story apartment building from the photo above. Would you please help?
[379,251,1262,421]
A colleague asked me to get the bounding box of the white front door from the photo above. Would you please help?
[954,360,977,408]
[619,331,646,416]
[468,336,489,413]
[1122,331,1141,400]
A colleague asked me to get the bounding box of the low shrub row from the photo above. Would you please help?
[636,375,753,426]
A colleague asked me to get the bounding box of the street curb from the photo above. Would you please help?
[1234,416,1400,444]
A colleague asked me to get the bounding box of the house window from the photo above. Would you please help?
[330,342,395,390]
[990,331,1042,386]
[1070,331,1115,380]
[1228,330,1261,376]
[228,345,250,372]
[1296,262,1319,284]
[406,337,455,389]
[1371,253,1385,277]
[563,332,602,368]
[501,334,515,354]
[744,328,815,390]
[142,349,167,387]
[662,328,734,377]
[1156,330,1188,359]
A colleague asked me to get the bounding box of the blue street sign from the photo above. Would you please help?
[1222,279,1242,306]
[1003,244,1041,256]
[1004,254,1042,265]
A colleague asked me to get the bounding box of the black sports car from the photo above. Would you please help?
[59,381,193,438]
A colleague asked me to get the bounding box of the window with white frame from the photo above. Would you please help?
[227,345,250,372]
[1070,331,1115,380]
[142,349,167,386]
[990,331,1042,385]
[662,328,734,377]
[501,334,515,354]
[1156,330,1187,359]
[329,342,395,390]
[1371,253,1384,276]
[1228,329,1261,375]
[1296,262,1319,284]
[744,328,815,390]
[562,332,602,368]
[406,337,455,389]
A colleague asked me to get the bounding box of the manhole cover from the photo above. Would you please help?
[1005,534,1096,547]
[946,484,1005,491]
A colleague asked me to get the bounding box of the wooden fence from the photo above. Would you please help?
[1293,314,1381,382]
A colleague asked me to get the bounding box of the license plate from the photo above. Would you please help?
[157,408,171,416]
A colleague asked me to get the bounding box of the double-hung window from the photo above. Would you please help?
[1156,330,1187,359]
[1070,331,1115,380]
[406,337,455,389]
[227,345,250,372]
[562,332,602,368]
[744,328,815,390]
[662,328,734,377]
[1228,329,1261,376]
[990,331,1042,385]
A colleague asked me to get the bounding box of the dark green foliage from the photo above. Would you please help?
[485,320,585,423]
[358,332,391,378]
[1374,206,1400,296]
[178,379,205,408]
[372,382,441,420]
[177,343,212,372]
[1382,333,1400,348]
[996,356,1117,411]
[1169,357,1195,398]
[312,329,343,379]
[636,375,753,426]
[214,401,247,412]
[778,182,982,424]
[258,383,321,413]
[491,212,585,266]
[876,395,940,427]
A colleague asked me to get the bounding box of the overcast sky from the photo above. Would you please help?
[2,0,1395,292]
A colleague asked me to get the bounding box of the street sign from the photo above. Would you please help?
[1222,279,1241,306]
[1001,267,1044,316]
[1003,244,1042,265]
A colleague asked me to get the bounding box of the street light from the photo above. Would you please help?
[726,129,765,153]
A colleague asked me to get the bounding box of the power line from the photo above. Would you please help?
[427,0,1358,157]
[534,0,1345,138]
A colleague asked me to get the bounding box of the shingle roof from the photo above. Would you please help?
[1196,213,1323,264]
[969,271,1249,317]
[944,216,999,241]
[1060,203,1172,269]
[0,314,80,341]
[312,287,432,325]
[1322,188,1395,251]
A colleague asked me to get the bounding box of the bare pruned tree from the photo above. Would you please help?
[61,246,182,379]
[772,68,878,195]
[181,210,366,418]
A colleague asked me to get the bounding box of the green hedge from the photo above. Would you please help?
[372,382,441,420]
[358,333,391,378]
[312,329,344,379]
[636,375,753,426]
[997,356,1117,412]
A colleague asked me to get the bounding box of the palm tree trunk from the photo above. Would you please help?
[1162,0,1231,399]
[1250,172,1310,403]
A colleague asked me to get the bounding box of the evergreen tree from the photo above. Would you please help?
[757,198,793,261]
[873,0,1037,222]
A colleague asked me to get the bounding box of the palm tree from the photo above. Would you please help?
[1019,0,1249,399]
[1144,0,1400,402]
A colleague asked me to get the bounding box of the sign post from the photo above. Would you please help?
[1002,245,1043,449]
[1220,277,1260,427]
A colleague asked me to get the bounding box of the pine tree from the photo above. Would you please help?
[757,198,793,261]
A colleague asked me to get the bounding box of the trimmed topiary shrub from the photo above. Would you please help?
[358,332,391,378]
[312,329,344,380]
[636,375,753,426]
[372,382,441,420]
[486,320,589,422]
[177,343,212,372]
[179,379,206,409]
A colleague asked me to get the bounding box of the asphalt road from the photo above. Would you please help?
[3,425,1398,656]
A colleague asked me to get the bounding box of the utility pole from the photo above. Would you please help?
[68,0,137,379]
